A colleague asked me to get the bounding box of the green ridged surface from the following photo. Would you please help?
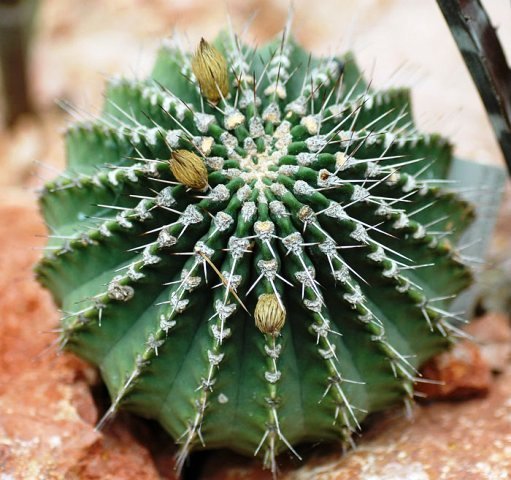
[36,29,475,473]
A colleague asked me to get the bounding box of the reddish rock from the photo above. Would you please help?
[0,205,178,480]
[465,312,511,372]
[416,340,491,400]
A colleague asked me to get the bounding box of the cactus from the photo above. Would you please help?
[36,23,476,476]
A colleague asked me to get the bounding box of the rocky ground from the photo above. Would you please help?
[0,205,178,479]
[1,0,511,478]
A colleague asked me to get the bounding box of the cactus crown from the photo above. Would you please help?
[36,23,475,476]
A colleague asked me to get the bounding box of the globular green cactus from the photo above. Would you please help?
[36,24,476,475]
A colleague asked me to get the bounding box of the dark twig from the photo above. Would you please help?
[436,0,511,175]
[0,0,37,127]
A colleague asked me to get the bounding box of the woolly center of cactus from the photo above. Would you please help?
[238,125,291,188]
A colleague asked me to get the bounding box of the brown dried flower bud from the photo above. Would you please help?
[254,293,286,336]
[191,38,229,104]
[170,149,208,190]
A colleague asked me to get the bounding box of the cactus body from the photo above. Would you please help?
[36,28,475,474]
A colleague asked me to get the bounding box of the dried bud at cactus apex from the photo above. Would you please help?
[191,38,229,104]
